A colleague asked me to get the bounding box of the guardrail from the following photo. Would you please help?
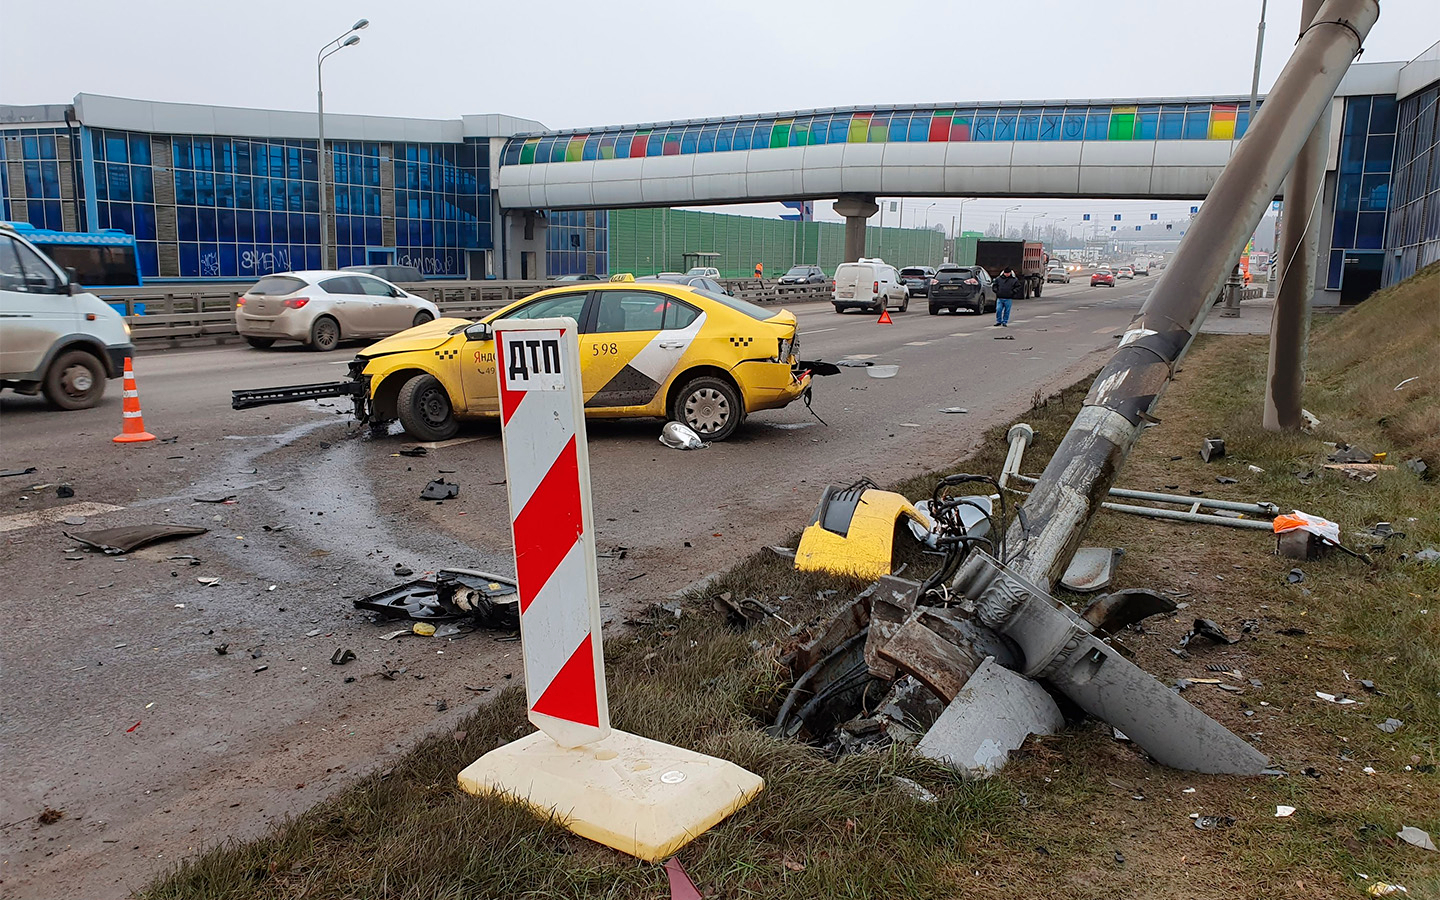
[98,278,835,347]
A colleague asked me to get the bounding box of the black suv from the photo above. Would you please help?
[900,266,936,297]
[928,265,995,315]
[777,265,826,285]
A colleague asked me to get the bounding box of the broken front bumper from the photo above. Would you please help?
[230,357,371,421]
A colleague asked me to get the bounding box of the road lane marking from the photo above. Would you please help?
[904,341,933,346]
[799,327,837,336]
[1093,326,1117,334]
[950,332,973,337]
[841,353,877,360]
[0,502,126,534]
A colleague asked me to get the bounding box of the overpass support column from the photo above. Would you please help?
[833,195,878,263]
[1264,0,1329,432]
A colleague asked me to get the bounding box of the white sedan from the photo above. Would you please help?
[235,270,441,351]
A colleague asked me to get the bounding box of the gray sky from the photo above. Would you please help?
[3,0,1436,232]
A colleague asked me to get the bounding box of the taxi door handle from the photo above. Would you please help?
[658,340,685,349]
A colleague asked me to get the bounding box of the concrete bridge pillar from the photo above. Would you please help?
[833,195,878,262]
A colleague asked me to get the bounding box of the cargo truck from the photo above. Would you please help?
[974,240,1048,298]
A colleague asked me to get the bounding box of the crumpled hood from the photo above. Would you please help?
[358,317,471,358]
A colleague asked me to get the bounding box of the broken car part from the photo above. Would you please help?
[64,524,209,555]
[794,480,929,580]
[659,421,707,451]
[353,568,519,626]
[420,479,460,501]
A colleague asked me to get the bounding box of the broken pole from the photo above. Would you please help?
[1264,0,1332,432]
[951,0,1378,775]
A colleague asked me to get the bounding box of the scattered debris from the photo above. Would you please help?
[435,698,448,712]
[712,593,782,630]
[1367,883,1409,896]
[1393,376,1418,391]
[1181,618,1238,647]
[330,648,356,666]
[1215,476,1238,485]
[253,665,268,673]
[354,568,519,628]
[1300,409,1321,432]
[940,407,969,414]
[1287,568,1305,584]
[412,622,437,636]
[1315,691,1359,705]
[197,576,221,586]
[1200,438,1226,463]
[397,447,428,457]
[664,857,703,900]
[37,806,64,825]
[0,466,38,478]
[56,484,74,498]
[659,421,707,450]
[214,644,229,655]
[393,564,414,577]
[1275,805,1296,818]
[1397,826,1437,852]
[1377,718,1404,734]
[1192,815,1235,830]
[834,358,874,368]
[420,479,460,500]
[193,493,237,503]
[993,335,1015,341]
[1059,547,1120,593]
[890,775,938,803]
[1412,548,1440,564]
[1247,465,1265,474]
[64,524,208,555]
[866,365,899,378]
[1402,458,1427,476]
[1081,589,1176,637]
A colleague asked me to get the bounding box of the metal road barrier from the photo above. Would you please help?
[97,278,829,347]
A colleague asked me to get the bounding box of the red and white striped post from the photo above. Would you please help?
[494,317,609,749]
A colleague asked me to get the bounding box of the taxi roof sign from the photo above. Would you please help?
[608,273,635,282]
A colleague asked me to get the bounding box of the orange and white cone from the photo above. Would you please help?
[112,357,155,443]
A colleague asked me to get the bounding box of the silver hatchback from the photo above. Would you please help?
[235,270,441,351]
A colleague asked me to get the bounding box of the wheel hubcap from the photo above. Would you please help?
[62,365,93,396]
[317,323,337,346]
[684,387,729,433]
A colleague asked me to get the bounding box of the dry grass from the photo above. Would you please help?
[140,265,1440,900]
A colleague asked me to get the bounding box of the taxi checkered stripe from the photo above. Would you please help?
[434,348,459,360]
[728,336,754,348]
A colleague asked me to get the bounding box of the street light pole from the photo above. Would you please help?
[317,18,369,270]
[923,201,937,230]
[1246,0,1269,131]
[1000,205,1021,235]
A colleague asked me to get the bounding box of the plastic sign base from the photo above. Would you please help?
[457,728,763,861]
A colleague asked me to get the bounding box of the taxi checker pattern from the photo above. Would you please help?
[728,336,754,348]
[434,348,460,360]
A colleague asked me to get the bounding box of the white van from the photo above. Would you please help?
[832,258,909,314]
[0,224,134,409]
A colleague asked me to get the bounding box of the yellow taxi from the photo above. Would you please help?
[342,276,811,441]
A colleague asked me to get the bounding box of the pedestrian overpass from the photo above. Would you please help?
[496,96,1265,210]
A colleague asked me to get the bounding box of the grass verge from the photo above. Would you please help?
[142,265,1440,900]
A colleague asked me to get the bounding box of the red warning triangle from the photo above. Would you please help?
[531,635,600,727]
[877,308,893,325]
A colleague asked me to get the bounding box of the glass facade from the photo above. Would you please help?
[1384,84,1440,286]
[0,126,86,232]
[4,122,492,280]
[1325,95,1398,291]
[502,100,1259,165]
[546,209,607,276]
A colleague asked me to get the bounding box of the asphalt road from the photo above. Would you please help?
[0,273,1156,898]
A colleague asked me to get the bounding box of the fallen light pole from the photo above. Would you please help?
[948,0,1379,775]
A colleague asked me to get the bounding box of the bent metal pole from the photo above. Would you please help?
[947,0,1378,775]
[995,0,1378,591]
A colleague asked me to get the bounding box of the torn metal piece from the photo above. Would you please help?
[876,612,985,702]
[1081,589,1178,637]
[420,479,460,500]
[1184,618,1239,646]
[1201,438,1226,463]
[863,577,919,679]
[1060,547,1121,593]
[354,569,518,626]
[65,524,208,555]
[915,656,1065,778]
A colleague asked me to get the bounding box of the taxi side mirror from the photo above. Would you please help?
[464,322,493,342]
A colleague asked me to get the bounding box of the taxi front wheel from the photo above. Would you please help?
[397,373,459,442]
[671,375,744,442]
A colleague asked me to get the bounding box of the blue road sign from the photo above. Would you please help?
[1114,214,1122,221]
[1111,226,1117,231]
[1150,213,1158,220]
[1136,225,1142,231]
[1190,206,1200,214]
[1083,214,1091,221]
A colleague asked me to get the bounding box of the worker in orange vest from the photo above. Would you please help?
[754,262,763,285]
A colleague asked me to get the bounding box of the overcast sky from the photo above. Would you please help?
[3,0,1436,232]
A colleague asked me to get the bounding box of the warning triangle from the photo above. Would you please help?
[877,308,893,325]
[531,635,600,727]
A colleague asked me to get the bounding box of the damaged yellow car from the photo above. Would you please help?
[233,280,816,442]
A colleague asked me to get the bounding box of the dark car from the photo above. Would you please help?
[342,264,424,283]
[552,273,603,282]
[1090,268,1116,287]
[636,273,732,295]
[777,265,827,285]
[928,265,994,315]
[900,266,937,297]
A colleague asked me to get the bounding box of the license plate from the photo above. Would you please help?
[251,320,272,330]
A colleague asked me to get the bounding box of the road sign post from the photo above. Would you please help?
[458,317,763,861]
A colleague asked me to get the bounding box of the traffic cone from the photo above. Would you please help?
[112,357,155,443]
[877,307,893,325]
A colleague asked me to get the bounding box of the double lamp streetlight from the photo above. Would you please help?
[317,18,369,268]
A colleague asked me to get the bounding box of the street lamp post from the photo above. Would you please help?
[1029,212,1048,241]
[999,204,1021,236]
[922,201,937,230]
[317,18,369,269]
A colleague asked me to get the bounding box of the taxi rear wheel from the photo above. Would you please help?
[671,375,744,442]
[397,373,459,442]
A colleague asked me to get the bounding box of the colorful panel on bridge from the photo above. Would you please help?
[501,100,1259,166]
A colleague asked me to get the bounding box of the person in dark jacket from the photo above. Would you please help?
[993,267,1022,326]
